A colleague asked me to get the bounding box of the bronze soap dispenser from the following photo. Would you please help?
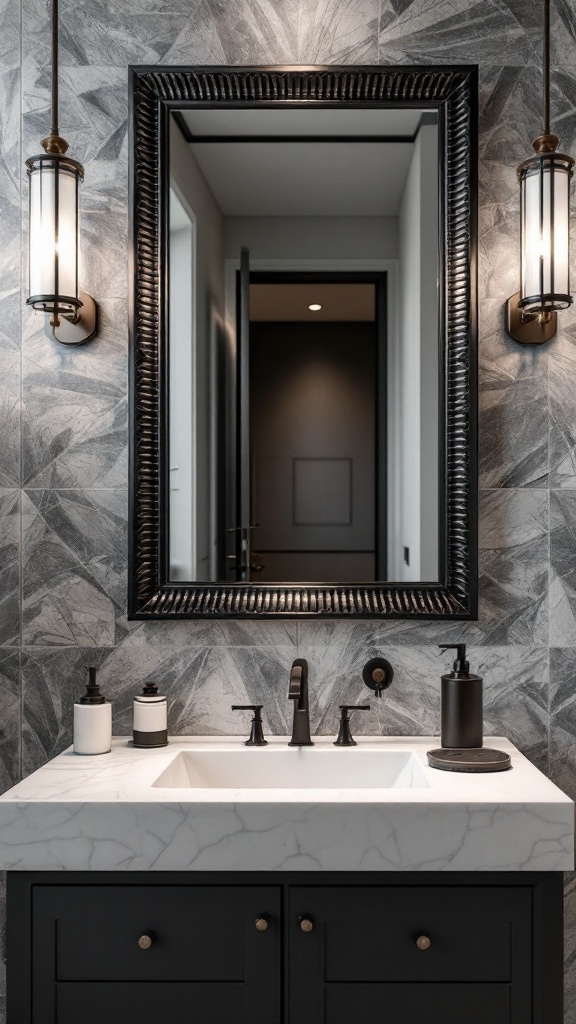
[439,644,483,749]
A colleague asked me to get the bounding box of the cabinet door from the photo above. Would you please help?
[289,885,533,1024]
[32,885,281,1024]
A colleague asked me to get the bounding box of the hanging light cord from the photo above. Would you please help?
[50,0,59,138]
[42,0,67,153]
[543,0,550,137]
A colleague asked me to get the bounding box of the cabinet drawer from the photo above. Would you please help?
[54,982,246,1024]
[31,885,281,1024]
[291,885,531,982]
[34,885,280,982]
[289,885,533,1024]
[325,983,511,1024]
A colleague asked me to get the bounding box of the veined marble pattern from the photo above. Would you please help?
[550,492,576,647]
[0,650,20,791]
[0,491,19,648]
[479,339,548,488]
[379,0,541,66]
[476,489,548,644]
[24,0,379,67]
[126,618,298,649]
[550,649,576,802]
[1,737,572,873]
[550,320,576,489]
[22,341,127,489]
[22,490,127,647]
[2,0,576,1019]
[0,0,21,492]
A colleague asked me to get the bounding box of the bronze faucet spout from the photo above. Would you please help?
[288,658,313,746]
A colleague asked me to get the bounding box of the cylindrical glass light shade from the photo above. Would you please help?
[26,153,84,316]
[519,151,574,314]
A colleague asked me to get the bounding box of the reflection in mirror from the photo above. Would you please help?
[168,107,439,586]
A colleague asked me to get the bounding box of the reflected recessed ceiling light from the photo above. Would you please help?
[308,303,322,311]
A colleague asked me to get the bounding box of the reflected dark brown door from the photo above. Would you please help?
[250,321,376,583]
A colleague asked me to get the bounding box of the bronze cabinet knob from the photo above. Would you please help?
[299,916,314,933]
[138,932,154,949]
[255,916,270,932]
[416,935,431,950]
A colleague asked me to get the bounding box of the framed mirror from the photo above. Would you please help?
[128,65,478,619]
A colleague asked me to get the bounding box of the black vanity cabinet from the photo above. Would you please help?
[8,872,563,1024]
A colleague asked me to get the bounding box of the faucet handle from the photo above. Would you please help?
[334,704,371,747]
[362,657,393,698]
[231,705,268,746]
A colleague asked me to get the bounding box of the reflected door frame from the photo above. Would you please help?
[224,258,399,583]
[243,269,387,583]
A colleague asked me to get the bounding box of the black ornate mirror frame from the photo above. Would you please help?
[128,65,478,620]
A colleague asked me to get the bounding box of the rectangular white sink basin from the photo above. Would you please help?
[152,747,430,790]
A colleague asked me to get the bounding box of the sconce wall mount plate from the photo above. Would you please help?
[46,290,98,346]
[505,290,557,345]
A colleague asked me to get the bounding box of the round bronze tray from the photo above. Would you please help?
[427,747,512,773]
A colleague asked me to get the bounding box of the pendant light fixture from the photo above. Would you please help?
[505,0,574,345]
[25,0,98,345]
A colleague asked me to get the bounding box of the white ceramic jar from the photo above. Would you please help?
[133,682,168,748]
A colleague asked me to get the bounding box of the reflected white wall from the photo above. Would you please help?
[169,120,225,581]
[224,216,398,260]
[168,189,195,580]
[390,123,439,582]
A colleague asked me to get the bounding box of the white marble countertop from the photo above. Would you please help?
[0,736,572,872]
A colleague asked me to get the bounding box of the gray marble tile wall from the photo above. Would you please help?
[1,0,576,1019]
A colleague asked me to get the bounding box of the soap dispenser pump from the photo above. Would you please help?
[73,667,112,755]
[439,644,483,749]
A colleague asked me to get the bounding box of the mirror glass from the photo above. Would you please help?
[168,106,440,586]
